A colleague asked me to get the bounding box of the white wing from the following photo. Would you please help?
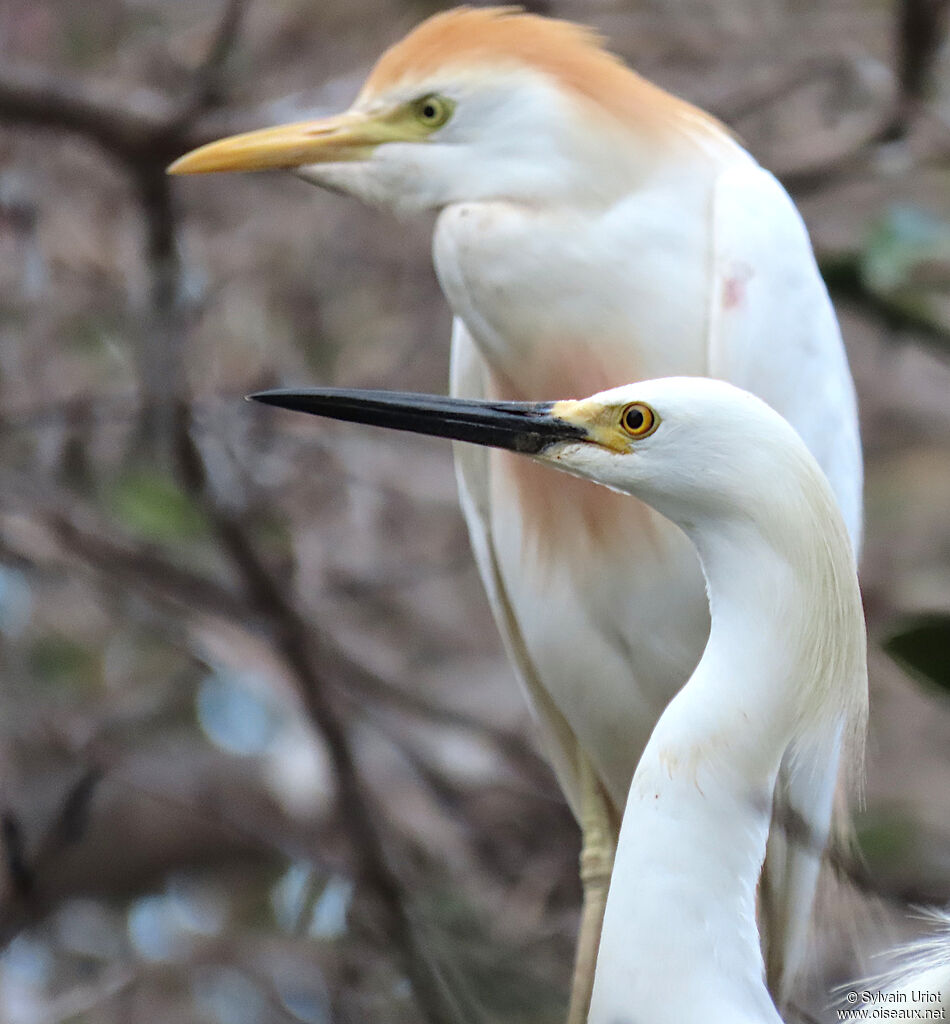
[706,161,864,1004]
[449,318,710,817]
[441,158,863,1007]
[707,163,863,550]
[449,317,586,816]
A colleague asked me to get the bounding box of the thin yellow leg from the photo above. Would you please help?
[566,753,616,1024]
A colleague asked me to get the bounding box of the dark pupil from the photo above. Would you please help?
[422,103,437,119]
[626,409,644,431]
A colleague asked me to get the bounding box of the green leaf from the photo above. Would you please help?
[109,469,207,543]
[883,613,950,693]
[854,811,918,868]
[29,634,101,691]
[861,205,950,297]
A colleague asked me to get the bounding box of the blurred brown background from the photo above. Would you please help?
[1,1,950,1021]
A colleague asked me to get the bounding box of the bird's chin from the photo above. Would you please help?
[293,161,436,218]
[542,442,601,479]
[293,162,365,197]
[295,162,398,209]
[545,443,643,497]
[297,176,349,199]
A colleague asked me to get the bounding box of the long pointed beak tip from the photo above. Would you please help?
[247,389,290,407]
[166,150,210,176]
[165,139,258,176]
[164,113,371,177]
[167,146,246,176]
[166,156,188,175]
[166,141,225,175]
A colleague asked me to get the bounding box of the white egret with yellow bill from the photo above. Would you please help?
[170,9,863,1011]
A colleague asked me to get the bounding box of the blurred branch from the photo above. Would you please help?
[771,795,950,910]
[0,61,189,449]
[0,20,491,975]
[171,410,475,1024]
[891,0,950,137]
[0,0,248,168]
[48,512,252,620]
[0,748,308,943]
[713,55,860,124]
[0,0,251,458]
[0,440,479,1019]
[0,813,33,898]
[1,766,105,938]
[175,0,251,125]
[9,766,103,895]
[778,127,892,199]
[712,45,950,197]
[348,660,555,792]
[710,53,898,195]
[819,250,950,356]
[0,63,213,170]
[0,471,546,780]
[31,967,138,1024]
[135,0,250,450]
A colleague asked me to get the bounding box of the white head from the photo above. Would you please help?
[250,374,844,551]
[251,374,868,774]
[540,377,835,536]
[168,7,730,212]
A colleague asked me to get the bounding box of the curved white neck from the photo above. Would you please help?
[588,521,831,1024]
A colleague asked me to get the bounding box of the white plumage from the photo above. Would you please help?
[170,8,863,1009]
[248,375,868,1022]
[853,908,950,1011]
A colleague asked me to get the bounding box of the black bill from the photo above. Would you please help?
[249,388,588,454]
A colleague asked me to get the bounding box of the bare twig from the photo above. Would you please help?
[0,0,248,168]
[891,0,950,137]
[712,55,861,125]
[0,0,252,458]
[0,736,322,944]
[0,63,213,170]
[48,766,104,848]
[0,478,544,778]
[1,813,33,897]
[0,766,105,936]
[171,408,474,1024]
[708,53,899,196]
[174,0,251,126]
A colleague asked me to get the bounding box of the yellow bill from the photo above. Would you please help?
[168,109,408,175]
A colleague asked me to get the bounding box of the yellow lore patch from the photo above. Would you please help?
[550,398,643,453]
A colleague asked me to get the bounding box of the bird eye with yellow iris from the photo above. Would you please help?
[411,94,455,130]
[620,402,659,438]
